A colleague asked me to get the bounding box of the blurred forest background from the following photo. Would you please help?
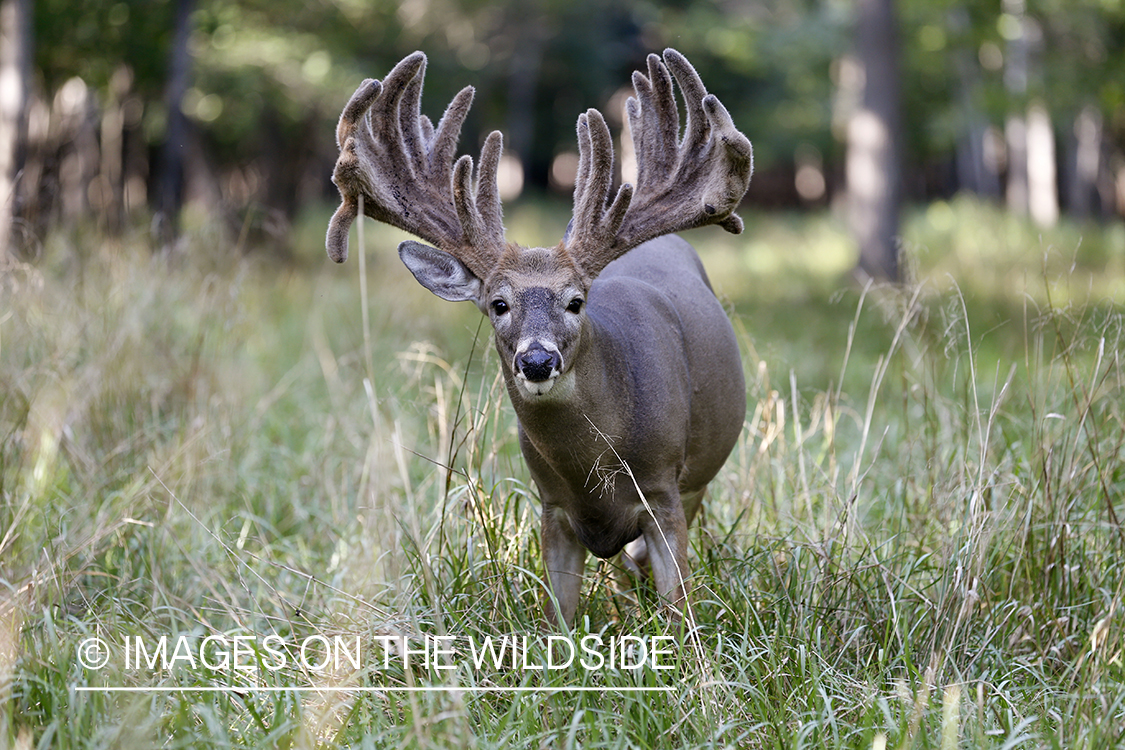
[1,0,1124,277]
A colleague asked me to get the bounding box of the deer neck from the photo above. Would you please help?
[501,313,632,457]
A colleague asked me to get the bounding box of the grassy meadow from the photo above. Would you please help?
[1,197,1124,748]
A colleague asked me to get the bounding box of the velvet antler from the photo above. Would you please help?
[325,52,505,281]
[563,49,753,278]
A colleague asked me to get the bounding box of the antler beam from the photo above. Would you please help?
[325,52,505,280]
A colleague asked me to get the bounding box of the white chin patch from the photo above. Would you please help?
[515,373,558,398]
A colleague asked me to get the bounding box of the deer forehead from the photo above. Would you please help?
[486,245,589,296]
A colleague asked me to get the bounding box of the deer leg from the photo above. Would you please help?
[542,507,587,629]
[621,536,649,578]
[613,536,649,615]
[638,491,691,617]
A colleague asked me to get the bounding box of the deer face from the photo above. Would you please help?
[486,246,589,400]
[400,241,590,400]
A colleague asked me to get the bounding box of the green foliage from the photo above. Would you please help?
[34,0,175,95]
[2,200,1124,746]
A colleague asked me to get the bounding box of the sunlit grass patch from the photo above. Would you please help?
[908,196,1125,304]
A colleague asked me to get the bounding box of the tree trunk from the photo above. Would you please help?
[0,0,31,256]
[951,9,999,199]
[506,20,546,191]
[97,66,132,234]
[1026,102,1057,228]
[155,0,195,247]
[1067,104,1101,221]
[1004,114,1028,214]
[847,0,902,281]
[1002,0,1030,215]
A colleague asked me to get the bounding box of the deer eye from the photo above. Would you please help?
[566,297,584,314]
[490,299,509,316]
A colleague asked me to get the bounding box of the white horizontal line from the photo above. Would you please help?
[75,685,674,693]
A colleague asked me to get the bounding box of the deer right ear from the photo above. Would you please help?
[398,240,483,303]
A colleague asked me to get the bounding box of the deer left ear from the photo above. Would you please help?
[398,240,483,303]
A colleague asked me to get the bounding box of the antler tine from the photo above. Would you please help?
[565,110,633,260]
[453,131,505,251]
[663,50,712,160]
[564,49,753,278]
[630,53,678,181]
[325,52,505,279]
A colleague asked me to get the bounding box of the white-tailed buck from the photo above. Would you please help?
[327,49,751,627]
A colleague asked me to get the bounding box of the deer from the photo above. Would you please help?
[326,49,752,629]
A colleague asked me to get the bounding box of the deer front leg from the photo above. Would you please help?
[638,491,691,617]
[542,507,587,629]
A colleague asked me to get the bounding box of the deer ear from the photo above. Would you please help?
[398,240,483,303]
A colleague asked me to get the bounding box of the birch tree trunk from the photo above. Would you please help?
[1026,102,1058,227]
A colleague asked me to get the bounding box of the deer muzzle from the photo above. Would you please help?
[514,342,563,396]
[516,344,561,383]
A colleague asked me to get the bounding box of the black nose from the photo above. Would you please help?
[516,346,561,382]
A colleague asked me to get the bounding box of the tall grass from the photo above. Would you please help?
[1,200,1123,748]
